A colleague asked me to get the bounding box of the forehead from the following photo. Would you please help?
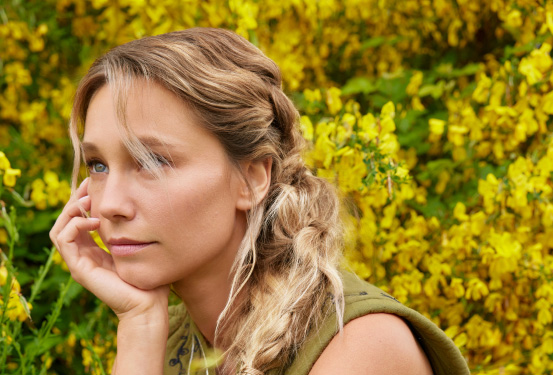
[82,81,217,151]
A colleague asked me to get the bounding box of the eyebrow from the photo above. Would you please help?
[81,136,180,154]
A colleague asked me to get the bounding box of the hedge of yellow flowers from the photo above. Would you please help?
[1,0,552,373]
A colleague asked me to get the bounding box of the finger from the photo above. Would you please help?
[50,196,92,244]
[70,177,90,202]
[51,178,91,238]
[55,216,100,266]
[80,243,116,271]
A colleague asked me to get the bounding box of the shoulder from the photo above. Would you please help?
[308,313,433,375]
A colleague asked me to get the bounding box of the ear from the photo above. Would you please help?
[236,157,272,211]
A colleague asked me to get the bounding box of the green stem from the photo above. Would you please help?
[38,276,73,341]
[22,276,73,370]
[28,246,56,305]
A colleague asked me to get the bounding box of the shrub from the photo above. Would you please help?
[1,0,552,373]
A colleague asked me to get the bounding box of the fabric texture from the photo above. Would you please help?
[165,303,214,375]
[164,270,470,375]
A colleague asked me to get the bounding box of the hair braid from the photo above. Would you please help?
[222,84,345,374]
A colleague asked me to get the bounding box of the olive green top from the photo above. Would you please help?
[164,270,470,375]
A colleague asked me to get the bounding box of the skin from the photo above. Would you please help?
[51,80,432,375]
[309,313,434,375]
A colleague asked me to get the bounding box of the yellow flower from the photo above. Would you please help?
[542,91,553,115]
[505,9,523,28]
[91,230,109,252]
[82,347,93,367]
[447,125,469,146]
[453,202,469,221]
[326,87,342,115]
[52,250,70,272]
[380,101,395,119]
[411,96,425,110]
[395,166,409,179]
[304,88,322,102]
[435,170,450,195]
[536,298,553,326]
[3,168,21,187]
[518,43,553,85]
[472,73,491,103]
[547,10,553,35]
[31,179,47,210]
[488,231,522,286]
[300,116,314,142]
[6,290,32,322]
[0,266,8,286]
[359,113,379,142]
[4,62,32,86]
[429,118,445,136]
[67,332,77,348]
[0,152,10,170]
[450,278,465,299]
[454,332,468,348]
[406,71,423,96]
[465,278,489,301]
[447,19,462,47]
[6,362,17,370]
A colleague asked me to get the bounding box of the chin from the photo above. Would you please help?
[116,266,164,291]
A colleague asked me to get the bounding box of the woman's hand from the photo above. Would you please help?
[49,178,170,321]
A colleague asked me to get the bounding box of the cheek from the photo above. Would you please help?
[87,181,103,217]
[164,176,236,225]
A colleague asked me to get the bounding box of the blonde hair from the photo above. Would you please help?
[70,28,344,374]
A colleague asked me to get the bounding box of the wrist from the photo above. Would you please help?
[117,306,169,328]
[114,311,169,375]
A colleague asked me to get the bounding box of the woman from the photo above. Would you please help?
[50,28,469,375]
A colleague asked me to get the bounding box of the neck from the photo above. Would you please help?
[171,211,248,347]
[173,273,233,346]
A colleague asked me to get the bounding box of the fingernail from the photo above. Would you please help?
[78,195,89,202]
[81,177,89,185]
[89,217,100,222]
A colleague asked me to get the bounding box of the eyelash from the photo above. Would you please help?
[149,154,171,168]
[85,158,108,174]
[85,154,172,174]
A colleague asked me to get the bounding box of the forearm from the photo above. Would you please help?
[112,312,169,375]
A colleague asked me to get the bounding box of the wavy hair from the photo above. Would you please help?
[69,28,344,374]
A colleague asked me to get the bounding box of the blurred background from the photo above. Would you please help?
[1,0,552,373]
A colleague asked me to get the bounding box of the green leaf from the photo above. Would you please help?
[342,77,379,95]
[427,159,456,173]
[418,81,445,99]
[360,36,387,50]
[18,294,32,322]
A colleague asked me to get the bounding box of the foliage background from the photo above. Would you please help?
[1,0,553,373]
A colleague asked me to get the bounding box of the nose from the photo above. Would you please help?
[96,173,136,221]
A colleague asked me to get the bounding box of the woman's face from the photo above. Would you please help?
[82,81,248,290]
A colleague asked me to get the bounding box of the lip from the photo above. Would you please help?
[107,238,156,257]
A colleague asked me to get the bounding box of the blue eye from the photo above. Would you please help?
[87,160,109,173]
[93,162,108,173]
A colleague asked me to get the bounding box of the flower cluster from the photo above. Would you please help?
[30,171,71,210]
[1,0,552,373]
[0,275,32,323]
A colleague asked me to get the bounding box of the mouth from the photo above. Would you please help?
[107,238,156,257]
